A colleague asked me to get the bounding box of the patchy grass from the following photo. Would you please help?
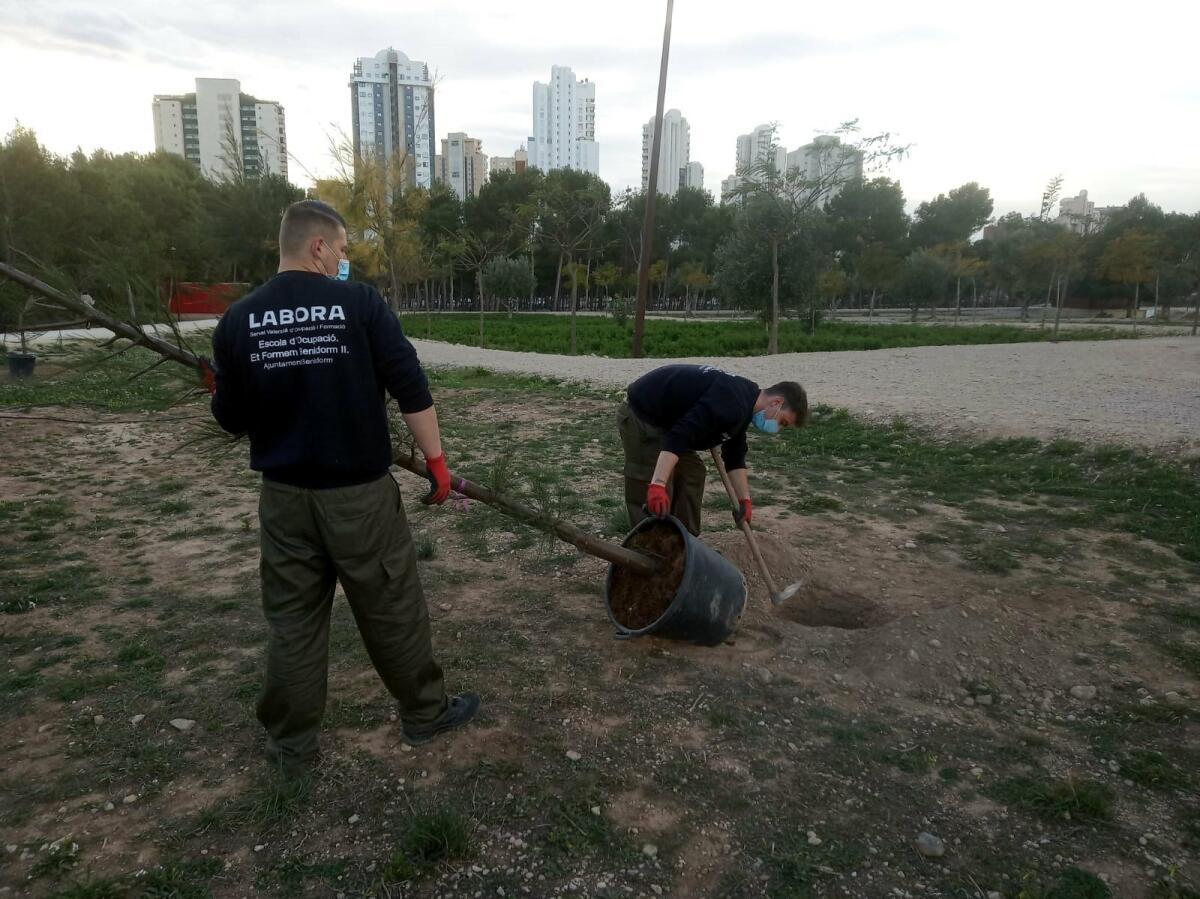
[381,808,475,882]
[30,839,80,879]
[1018,867,1113,898]
[542,793,635,862]
[137,857,223,898]
[0,343,208,411]
[257,856,347,896]
[2,364,1199,898]
[760,405,1200,565]
[1119,750,1191,791]
[415,530,437,561]
[194,770,314,832]
[1163,641,1200,678]
[45,878,126,899]
[754,827,865,894]
[986,776,1115,823]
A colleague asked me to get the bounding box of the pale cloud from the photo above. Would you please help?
[3,0,1198,217]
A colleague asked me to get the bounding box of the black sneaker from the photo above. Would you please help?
[401,693,481,746]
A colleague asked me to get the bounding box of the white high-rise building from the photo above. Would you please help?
[721,124,787,204]
[349,48,436,189]
[1055,190,1116,235]
[736,124,786,176]
[785,135,864,206]
[437,133,488,201]
[684,161,704,191]
[720,174,742,205]
[641,109,693,196]
[527,65,599,175]
[153,78,287,182]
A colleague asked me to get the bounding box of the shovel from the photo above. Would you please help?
[709,448,803,606]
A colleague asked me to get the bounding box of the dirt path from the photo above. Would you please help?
[410,336,1200,454]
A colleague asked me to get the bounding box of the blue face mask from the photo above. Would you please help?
[321,243,350,281]
[751,409,780,435]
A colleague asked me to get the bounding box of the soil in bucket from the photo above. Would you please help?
[609,521,687,630]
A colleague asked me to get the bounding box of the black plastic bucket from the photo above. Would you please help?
[604,516,747,646]
[6,352,36,378]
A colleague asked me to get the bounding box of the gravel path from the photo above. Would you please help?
[411,337,1200,454]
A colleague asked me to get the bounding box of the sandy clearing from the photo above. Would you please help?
[411,336,1200,452]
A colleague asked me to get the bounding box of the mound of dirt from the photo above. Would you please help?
[705,531,812,596]
[608,522,686,630]
[704,531,892,629]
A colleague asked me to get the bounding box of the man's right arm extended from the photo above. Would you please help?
[368,295,451,503]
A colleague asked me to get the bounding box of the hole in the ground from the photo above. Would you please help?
[774,580,892,629]
[705,533,889,629]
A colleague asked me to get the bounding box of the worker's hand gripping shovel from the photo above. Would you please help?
[710,449,803,606]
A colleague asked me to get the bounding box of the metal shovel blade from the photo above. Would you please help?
[770,580,804,606]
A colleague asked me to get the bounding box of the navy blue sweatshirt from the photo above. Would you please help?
[627,364,759,471]
[210,271,433,488]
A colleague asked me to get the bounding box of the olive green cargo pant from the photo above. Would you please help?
[617,401,705,536]
[257,473,447,763]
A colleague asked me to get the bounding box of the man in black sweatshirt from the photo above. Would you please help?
[209,199,478,770]
[620,364,808,536]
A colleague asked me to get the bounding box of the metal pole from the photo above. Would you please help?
[1053,272,1067,337]
[631,0,675,358]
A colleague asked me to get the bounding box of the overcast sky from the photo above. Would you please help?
[3,0,1198,219]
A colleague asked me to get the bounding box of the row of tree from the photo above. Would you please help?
[3,123,1199,353]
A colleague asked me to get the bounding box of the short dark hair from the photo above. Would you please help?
[765,381,809,426]
[278,200,347,258]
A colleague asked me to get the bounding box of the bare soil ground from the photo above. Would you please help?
[1,371,1198,899]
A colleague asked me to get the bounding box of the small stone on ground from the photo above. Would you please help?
[915,832,945,858]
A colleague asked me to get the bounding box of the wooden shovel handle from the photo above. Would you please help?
[709,448,781,597]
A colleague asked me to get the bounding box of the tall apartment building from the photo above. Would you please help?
[720,174,742,205]
[683,161,704,191]
[527,65,599,175]
[436,133,488,201]
[640,109,693,196]
[736,124,787,176]
[1055,190,1117,235]
[721,123,787,204]
[152,78,287,182]
[785,135,864,206]
[489,144,529,177]
[349,47,435,189]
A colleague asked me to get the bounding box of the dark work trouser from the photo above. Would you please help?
[617,401,705,536]
[256,473,447,762]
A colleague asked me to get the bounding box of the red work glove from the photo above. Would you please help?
[734,497,752,525]
[645,483,670,518]
[422,453,452,505]
[199,357,217,396]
